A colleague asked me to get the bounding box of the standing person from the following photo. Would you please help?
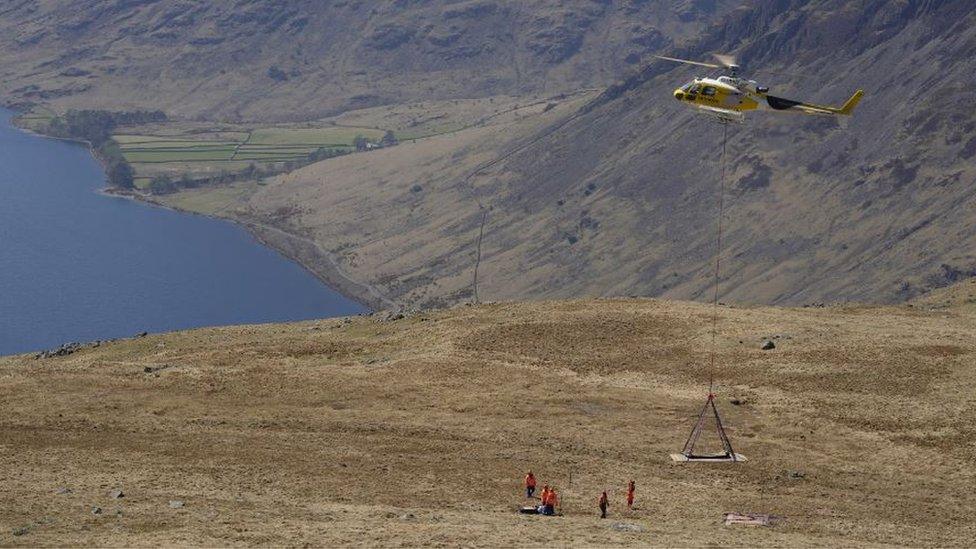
[546,487,559,516]
[524,471,537,498]
[538,484,550,514]
[627,480,636,510]
[598,491,609,519]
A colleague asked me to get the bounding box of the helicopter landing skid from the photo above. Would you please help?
[695,106,744,124]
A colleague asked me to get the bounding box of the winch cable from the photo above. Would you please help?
[708,121,730,394]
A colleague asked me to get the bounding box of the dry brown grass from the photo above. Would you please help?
[1,297,975,546]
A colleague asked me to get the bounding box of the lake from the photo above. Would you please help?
[0,108,366,356]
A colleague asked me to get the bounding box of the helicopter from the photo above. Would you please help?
[655,54,863,123]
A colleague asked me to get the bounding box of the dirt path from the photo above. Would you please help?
[243,219,399,311]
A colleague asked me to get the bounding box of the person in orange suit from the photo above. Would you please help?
[524,471,537,498]
[537,484,550,514]
[545,487,559,516]
[627,480,636,510]
[598,491,609,519]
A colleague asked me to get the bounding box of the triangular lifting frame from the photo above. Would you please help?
[670,393,746,462]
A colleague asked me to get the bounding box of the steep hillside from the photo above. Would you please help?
[473,0,976,305]
[3,1,972,310]
[232,0,976,308]
[1,297,974,545]
[148,91,599,310]
[0,0,740,121]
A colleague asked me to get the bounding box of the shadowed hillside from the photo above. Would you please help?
[231,0,976,308]
[0,0,741,121]
[482,0,976,305]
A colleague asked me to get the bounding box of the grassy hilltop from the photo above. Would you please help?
[1,286,975,546]
[2,3,975,546]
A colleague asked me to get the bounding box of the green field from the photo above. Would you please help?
[116,126,377,166]
[249,126,385,146]
[234,143,352,161]
[114,134,195,144]
[117,134,241,164]
[115,133,249,144]
[118,140,239,149]
[124,150,238,163]
[113,125,384,184]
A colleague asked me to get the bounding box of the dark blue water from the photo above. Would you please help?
[0,108,366,355]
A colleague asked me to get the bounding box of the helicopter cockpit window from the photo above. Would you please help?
[702,86,717,96]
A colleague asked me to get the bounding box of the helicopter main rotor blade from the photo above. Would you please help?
[712,53,738,68]
[753,67,810,79]
[653,55,722,69]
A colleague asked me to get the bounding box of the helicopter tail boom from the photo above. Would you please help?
[766,89,863,116]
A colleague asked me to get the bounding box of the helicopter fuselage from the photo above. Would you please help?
[658,54,863,120]
[672,77,762,114]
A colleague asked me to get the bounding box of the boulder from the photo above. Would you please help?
[34,342,84,359]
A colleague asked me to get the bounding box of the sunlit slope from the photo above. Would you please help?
[1,296,974,546]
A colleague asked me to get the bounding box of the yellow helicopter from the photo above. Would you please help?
[655,54,863,123]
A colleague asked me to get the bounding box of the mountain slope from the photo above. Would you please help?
[3,1,973,309]
[0,0,740,121]
[483,0,976,305]
[236,0,976,308]
[2,297,974,545]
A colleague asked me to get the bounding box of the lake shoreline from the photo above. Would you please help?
[0,106,369,355]
[104,186,393,312]
[7,105,382,313]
